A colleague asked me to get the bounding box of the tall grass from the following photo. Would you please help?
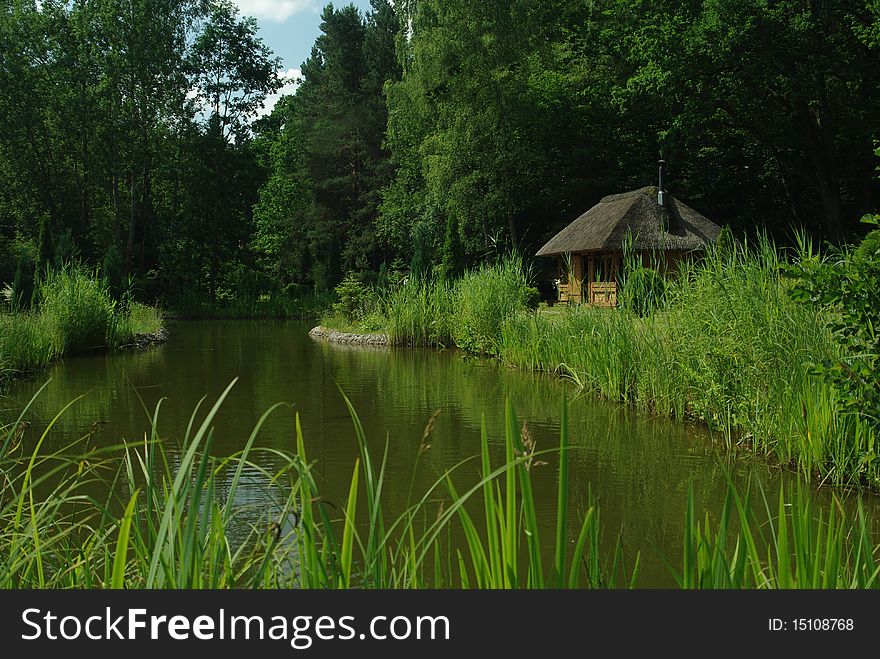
[676,482,879,589]
[494,237,876,488]
[2,385,877,589]
[0,384,633,589]
[38,268,116,354]
[385,256,534,351]
[0,268,164,384]
[385,278,455,347]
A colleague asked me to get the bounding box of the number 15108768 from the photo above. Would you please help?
[769,618,854,631]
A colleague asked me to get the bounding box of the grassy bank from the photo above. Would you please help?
[1,384,878,589]
[0,269,164,384]
[322,240,878,491]
[495,241,870,488]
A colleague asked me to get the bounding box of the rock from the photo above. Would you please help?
[125,327,169,351]
[308,326,389,346]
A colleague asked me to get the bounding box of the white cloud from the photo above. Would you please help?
[255,68,304,118]
[232,0,321,22]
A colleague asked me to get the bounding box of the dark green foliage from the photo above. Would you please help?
[409,220,433,280]
[332,273,376,323]
[0,0,277,309]
[251,1,401,294]
[1,0,878,316]
[791,226,880,429]
[11,252,35,311]
[438,215,464,281]
[102,244,124,301]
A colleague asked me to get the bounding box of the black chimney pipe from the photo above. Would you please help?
[657,159,667,207]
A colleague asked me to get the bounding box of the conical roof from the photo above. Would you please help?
[536,186,721,257]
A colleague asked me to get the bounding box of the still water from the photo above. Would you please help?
[2,320,855,586]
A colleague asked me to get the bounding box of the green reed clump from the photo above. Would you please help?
[293,393,637,589]
[0,313,58,376]
[451,256,537,354]
[385,278,455,347]
[495,236,876,489]
[676,482,879,589]
[38,268,116,354]
[108,302,165,347]
[384,256,534,350]
[0,269,164,384]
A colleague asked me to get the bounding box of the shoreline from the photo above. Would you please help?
[120,327,170,351]
[0,325,168,391]
[308,325,389,346]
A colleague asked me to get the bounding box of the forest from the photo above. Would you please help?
[2,0,879,306]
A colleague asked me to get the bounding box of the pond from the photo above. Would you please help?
[1,320,859,586]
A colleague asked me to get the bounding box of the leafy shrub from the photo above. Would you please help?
[234,264,278,301]
[102,243,124,300]
[11,257,35,311]
[523,285,541,310]
[333,274,375,323]
[790,225,880,429]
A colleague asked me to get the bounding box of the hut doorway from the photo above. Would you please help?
[585,251,619,307]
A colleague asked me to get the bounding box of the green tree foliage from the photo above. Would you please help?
[252,1,401,292]
[0,0,277,304]
[621,0,880,241]
[1,1,879,307]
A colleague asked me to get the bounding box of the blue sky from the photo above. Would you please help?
[231,0,373,116]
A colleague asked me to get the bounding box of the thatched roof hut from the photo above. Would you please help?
[537,185,721,306]
[536,186,721,257]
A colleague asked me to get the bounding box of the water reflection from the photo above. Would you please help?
[3,320,873,586]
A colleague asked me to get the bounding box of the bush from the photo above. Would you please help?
[38,268,116,353]
[332,274,375,323]
[790,226,880,430]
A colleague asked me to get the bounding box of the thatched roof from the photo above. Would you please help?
[536,186,722,257]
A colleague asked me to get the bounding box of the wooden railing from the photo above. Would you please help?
[556,281,617,306]
[589,282,617,307]
[556,283,581,305]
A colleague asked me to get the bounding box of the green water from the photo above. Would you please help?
[1,320,858,586]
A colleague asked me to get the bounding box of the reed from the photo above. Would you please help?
[0,269,164,385]
[675,481,879,589]
[38,268,116,354]
[2,384,877,589]
[493,238,876,489]
[384,278,455,347]
[0,384,631,589]
[384,256,534,350]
